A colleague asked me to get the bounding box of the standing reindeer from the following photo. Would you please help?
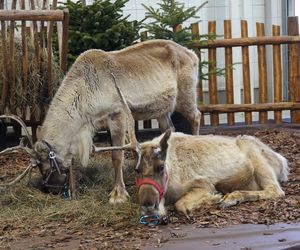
[26,39,200,203]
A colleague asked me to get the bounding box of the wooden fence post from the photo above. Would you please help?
[191,22,205,127]
[241,20,252,124]
[272,25,282,124]
[288,16,300,123]
[256,22,268,124]
[224,20,235,125]
[208,21,219,126]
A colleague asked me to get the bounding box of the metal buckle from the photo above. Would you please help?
[49,151,56,159]
[139,214,160,225]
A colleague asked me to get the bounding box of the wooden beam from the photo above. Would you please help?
[0,10,64,21]
[199,102,300,113]
[192,35,300,49]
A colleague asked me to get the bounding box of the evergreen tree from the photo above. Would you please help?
[142,0,208,45]
[57,0,141,66]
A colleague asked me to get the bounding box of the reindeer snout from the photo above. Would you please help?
[138,184,160,215]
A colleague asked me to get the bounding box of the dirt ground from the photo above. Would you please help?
[0,127,300,249]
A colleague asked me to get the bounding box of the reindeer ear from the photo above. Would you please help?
[34,141,49,160]
[159,129,172,158]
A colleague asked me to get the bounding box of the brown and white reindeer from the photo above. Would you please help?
[31,39,200,203]
[133,130,288,217]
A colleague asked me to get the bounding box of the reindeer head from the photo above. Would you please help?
[0,115,69,192]
[135,129,171,217]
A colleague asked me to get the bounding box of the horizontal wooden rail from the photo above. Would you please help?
[192,36,300,49]
[199,102,300,113]
[0,10,65,21]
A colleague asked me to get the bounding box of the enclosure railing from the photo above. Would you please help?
[192,16,300,127]
[0,0,69,128]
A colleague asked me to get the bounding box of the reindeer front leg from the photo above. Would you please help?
[175,177,222,215]
[108,112,129,204]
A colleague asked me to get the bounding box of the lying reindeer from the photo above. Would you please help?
[133,130,288,217]
[1,40,200,203]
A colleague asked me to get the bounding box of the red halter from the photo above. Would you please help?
[135,172,169,201]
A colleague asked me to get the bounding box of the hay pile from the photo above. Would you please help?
[0,151,140,232]
[0,38,63,114]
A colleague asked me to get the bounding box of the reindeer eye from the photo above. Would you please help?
[157,164,165,173]
[135,167,141,174]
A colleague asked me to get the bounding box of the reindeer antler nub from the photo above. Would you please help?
[0,114,37,186]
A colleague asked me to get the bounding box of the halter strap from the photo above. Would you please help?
[135,172,169,201]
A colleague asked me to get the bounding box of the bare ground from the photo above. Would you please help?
[0,128,300,249]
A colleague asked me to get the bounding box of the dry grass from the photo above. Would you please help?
[0,152,140,231]
[0,38,63,109]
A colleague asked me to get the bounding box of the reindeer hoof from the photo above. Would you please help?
[219,192,242,208]
[109,186,130,204]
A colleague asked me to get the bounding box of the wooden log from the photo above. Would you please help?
[0,10,65,21]
[272,25,282,124]
[29,0,41,122]
[60,9,69,74]
[288,16,300,123]
[0,0,8,113]
[241,20,252,124]
[191,35,300,49]
[20,0,28,119]
[46,0,58,99]
[8,0,17,113]
[199,102,300,113]
[224,20,234,125]
[208,21,219,126]
[256,22,268,124]
[191,22,205,126]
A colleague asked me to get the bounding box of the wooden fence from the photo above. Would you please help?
[141,17,300,130]
[0,0,69,127]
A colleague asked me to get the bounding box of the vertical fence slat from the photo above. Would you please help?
[30,0,41,122]
[241,20,252,124]
[0,0,7,113]
[224,20,234,125]
[47,0,57,99]
[60,9,69,74]
[256,22,268,124]
[208,21,219,126]
[288,16,300,123]
[140,31,151,129]
[272,25,282,124]
[9,0,17,113]
[191,22,204,127]
[20,0,28,119]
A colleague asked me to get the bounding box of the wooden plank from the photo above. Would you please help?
[29,0,41,122]
[288,16,300,123]
[0,0,8,113]
[191,35,300,49]
[199,102,300,113]
[241,20,252,124]
[46,0,58,99]
[191,22,205,126]
[8,0,17,112]
[0,10,65,21]
[60,8,69,73]
[208,21,219,126]
[224,20,234,125]
[272,25,282,124]
[256,22,268,124]
[20,0,28,119]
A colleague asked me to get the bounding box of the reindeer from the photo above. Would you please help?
[131,130,288,217]
[0,40,200,203]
